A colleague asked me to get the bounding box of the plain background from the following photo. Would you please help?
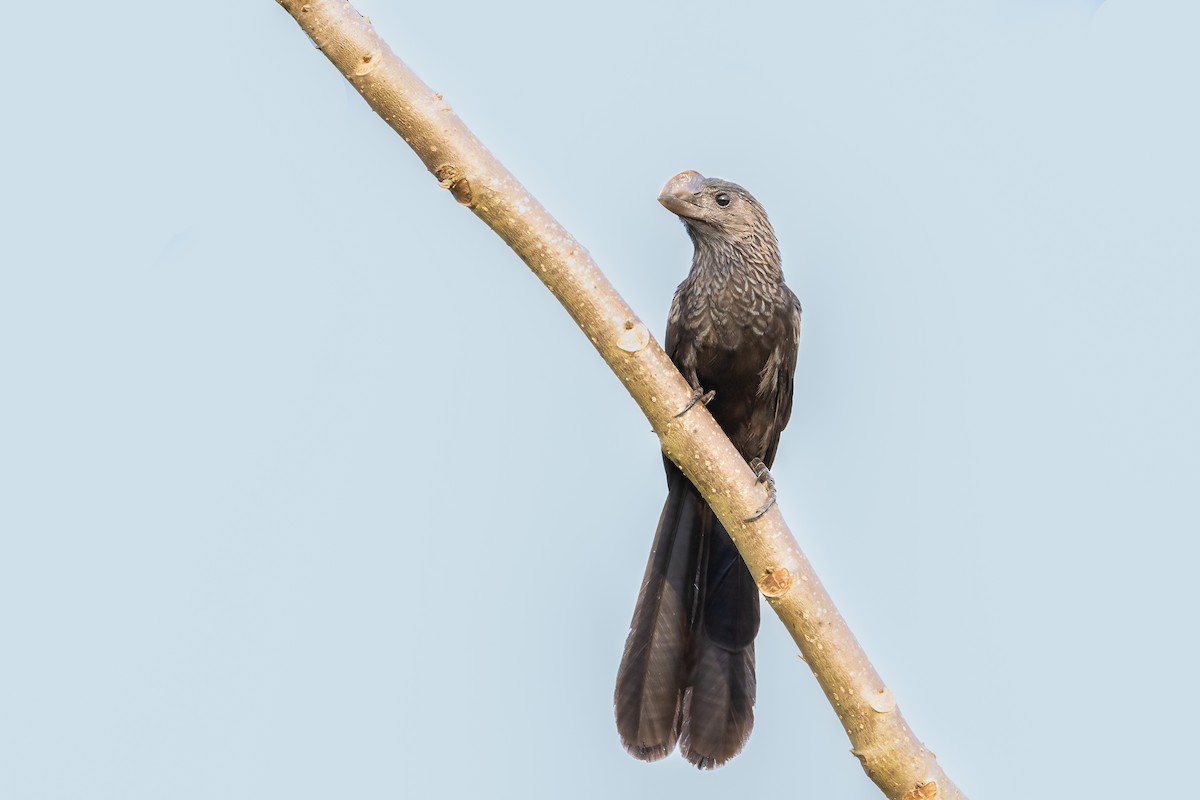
[3,1,1197,797]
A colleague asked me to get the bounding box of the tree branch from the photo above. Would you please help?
[274,3,967,798]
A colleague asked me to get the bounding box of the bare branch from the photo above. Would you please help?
[274,2,967,797]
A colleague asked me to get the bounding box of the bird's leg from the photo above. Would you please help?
[674,387,716,418]
[745,458,776,521]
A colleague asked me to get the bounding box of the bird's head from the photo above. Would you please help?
[657,170,775,246]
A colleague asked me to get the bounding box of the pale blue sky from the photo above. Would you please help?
[2,1,1197,798]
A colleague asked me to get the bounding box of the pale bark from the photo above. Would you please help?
[274,3,967,798]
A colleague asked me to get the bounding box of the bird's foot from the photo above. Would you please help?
[674,388,716,418]
[745,458,776,522]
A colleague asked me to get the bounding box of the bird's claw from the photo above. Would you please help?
[674,387,715,418]
[745,457,776,522]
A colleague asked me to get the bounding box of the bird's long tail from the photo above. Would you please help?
[615,464,759,768]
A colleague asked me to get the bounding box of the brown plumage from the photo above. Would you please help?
[615,171,801,769]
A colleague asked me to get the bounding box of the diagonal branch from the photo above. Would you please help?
[274,3,967,798]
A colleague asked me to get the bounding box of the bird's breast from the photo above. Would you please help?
[684,271,778,351]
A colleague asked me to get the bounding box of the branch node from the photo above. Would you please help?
[615,320,650,352]
[758,566,792,597]
[435,164,473,205]
[354,49,382,76]
[902,781,940,800]
[867,686,897,713]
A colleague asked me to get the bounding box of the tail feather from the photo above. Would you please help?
[679,639,756,769]
[615,465,759,767]
[680,513,758,768]
[614,469,700,759]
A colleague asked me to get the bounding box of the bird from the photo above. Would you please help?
[615,170,801,769]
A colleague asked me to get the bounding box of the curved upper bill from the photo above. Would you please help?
[658,170,707,220]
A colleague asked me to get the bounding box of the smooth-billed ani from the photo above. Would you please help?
[615,171,801,769]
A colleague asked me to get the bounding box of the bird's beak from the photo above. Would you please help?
[658,170,707,220]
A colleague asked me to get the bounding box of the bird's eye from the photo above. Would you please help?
[715,192,731,207]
